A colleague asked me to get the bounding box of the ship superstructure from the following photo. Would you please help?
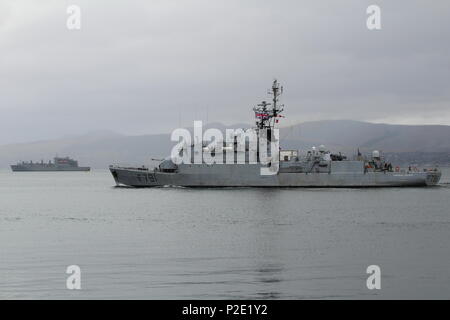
[11,156,90,172]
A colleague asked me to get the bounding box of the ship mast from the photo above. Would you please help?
[253,79,284,129]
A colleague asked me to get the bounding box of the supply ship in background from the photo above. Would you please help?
[109,80,441,187]
[11,156,90,172]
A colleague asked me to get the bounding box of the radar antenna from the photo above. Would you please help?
[253,79,284,129]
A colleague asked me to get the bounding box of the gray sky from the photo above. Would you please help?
[1,0,449,144]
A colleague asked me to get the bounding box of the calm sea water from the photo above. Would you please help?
[0,168,449,299]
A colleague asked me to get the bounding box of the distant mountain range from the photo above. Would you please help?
[1,120,449,169]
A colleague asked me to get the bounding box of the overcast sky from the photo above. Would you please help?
[0,0,449,144]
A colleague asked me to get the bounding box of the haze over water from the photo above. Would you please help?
[1,169,449,299]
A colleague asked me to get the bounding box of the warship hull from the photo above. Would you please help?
[108,80,442,188]
[109,164,441,188]
[11,165,90,172]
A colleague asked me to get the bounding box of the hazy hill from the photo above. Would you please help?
[1,121,450,169]
[280,120,450,153]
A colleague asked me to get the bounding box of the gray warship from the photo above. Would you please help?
[11,156,90,172]
[109,80,441,187]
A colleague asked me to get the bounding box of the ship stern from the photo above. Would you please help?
[425,170,442,186]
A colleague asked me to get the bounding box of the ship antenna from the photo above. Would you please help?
[253,79,284,129]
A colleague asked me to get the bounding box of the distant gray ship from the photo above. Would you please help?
[109,80,441,187]
[11,157,90,172]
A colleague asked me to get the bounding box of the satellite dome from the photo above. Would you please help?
[372,150,380,158]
